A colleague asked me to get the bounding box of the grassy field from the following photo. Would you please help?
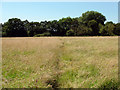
[2,37,119,88]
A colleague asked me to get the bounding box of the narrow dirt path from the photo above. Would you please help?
[41,38,65,89]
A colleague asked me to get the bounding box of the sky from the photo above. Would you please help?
[1,2,118,23]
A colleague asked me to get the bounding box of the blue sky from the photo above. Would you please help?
[2,2,118,23]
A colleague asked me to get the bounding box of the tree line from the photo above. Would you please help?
[2,11,120,37]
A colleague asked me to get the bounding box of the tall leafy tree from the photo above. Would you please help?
[77,23,92,36]
[99,21,115,36]
[2,18,28,37]
[71,18,79,36]
[48,20,59,36]
[3,11,119,37]
[0,23,2,37]
[29,22,42,36]
[66,29,75,36]
[81,11,106,35]
[114,23,120,35]
[58,17,72,36]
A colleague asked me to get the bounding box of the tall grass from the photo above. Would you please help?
[58,37,118,88]
[2,37,118,88]
[2,37,62,88]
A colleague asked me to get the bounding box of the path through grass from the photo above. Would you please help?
[2,37,119,88]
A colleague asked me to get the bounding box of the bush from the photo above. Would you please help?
[43,32,51,36]
[34,32,51,37]
[77,24,92,36]
[114,23,120,35]
[66,29,75,36]
[34,34,44,37]
[2,32,7,37]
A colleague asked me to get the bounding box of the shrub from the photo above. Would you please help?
[34,34,44,37]
[66,29,75,36]
[34,32,51,37]
[43,32,51,36]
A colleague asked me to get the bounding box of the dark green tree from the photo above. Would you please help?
[71,18,79,36]
[66,29,75,36]
[114,23,120,35]
[3,11,119,37]
[99,22,115,36]
[77,23,92,36]
[81,11,106,35]
[58,17,72,36]
[28,22,41,36]
[2,18,28,37]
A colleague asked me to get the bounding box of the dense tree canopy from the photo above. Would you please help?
[2,11,120,37]
[81,11,106,35]
[2,18,28,37]
[114,23,120,35]
[81,11,106,25]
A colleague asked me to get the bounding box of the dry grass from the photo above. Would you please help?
[2,37,118,88]
[2,37,62,88]
[58,37,118,88]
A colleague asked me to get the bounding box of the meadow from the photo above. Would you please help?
[2,37,119,88]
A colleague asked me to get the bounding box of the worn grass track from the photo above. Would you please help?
[2,37,63,88]
[2,37,119,88]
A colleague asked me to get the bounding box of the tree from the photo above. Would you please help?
[58,17,72,36]
[105,22,115,36]
[99,23,106,36]
[0,23,2,37]
[71,18,79,36]
[28,22,41,36]
[34,32,51,37]
[66,29,75,36]
[3,11,118,37]
[44,20,58,36]
[81,11,106,35]
[77,23,92,36]
[99,22,115,36]
[2,18,28,37]
[81,11,106,25]
[114,23,120,35]
[2,23,7,37]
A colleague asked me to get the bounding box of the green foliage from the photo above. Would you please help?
[81,11,106,35]
[34,32,51,37]
[43,32,51,36]
[2,32,7,37]
[99,24,107,36]
[2,11,120,37]
[2,18,28,37]
[114,23,120,35]
[58,17,73,36]
[77,23,92,36]
[66,29,74,36]
[88,20,97,27]
[99,22,115,36]
[105,22,115,36]
[81,11,106,25]
[34,34,44,37]
[99,79,119,89]
[71,18,79,36]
